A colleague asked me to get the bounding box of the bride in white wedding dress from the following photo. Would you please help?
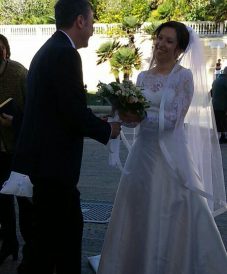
[97,21,227,274]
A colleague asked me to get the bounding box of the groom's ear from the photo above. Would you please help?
[74,14,85,30]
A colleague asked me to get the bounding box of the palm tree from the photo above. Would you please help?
[110,46,142,81]
[96,40,142,82]
[96,40,121,65]
[122,16,142,47]
[143,21,161,39]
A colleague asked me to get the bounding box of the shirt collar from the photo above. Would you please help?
[59,30,76,49]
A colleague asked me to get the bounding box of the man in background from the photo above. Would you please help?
[212,66,227,143]
[215,58,222,79]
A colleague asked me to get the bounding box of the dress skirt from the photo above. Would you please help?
[97,123,227,274]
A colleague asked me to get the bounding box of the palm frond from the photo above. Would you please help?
[96,40,122,65]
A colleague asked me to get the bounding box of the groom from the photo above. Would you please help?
[12,0,121,273]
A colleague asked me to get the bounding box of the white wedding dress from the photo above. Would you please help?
[97,67,227,274]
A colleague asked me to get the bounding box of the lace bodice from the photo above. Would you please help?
[136,66,194,130]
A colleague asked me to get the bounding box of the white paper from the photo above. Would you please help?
[0,171,33,197]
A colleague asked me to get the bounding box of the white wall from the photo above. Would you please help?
[6,34,153,92]
[6,33,227,92]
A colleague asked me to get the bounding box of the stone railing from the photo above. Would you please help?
[0,24,56,37]
[141,21,227,36]
[182,21,227,36]
[0,21,227,37]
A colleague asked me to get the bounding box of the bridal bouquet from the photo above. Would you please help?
[97,80,150,119]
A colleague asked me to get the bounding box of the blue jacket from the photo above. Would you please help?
[212,74,227,111]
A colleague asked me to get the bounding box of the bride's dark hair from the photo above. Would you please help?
[154,21,190,51]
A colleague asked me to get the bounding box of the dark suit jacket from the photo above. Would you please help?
[12,31,111,182]
[212,74,227,111]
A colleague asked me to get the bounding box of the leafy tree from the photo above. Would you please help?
[148,0,227,21]
[184,0,211,21]
[125,0,151,22]
[155,0,174,20]
[96,0,123,23]
[209,0,227,21]
[0,0,55,24]
[96,0,150,23]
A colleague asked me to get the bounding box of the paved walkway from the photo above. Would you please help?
[0,138,227,274]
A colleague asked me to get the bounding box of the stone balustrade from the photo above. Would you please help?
[0,21,227,38]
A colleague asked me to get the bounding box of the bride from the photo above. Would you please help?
[96,21,227,274]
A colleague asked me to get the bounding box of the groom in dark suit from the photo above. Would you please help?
[12,0,121,273]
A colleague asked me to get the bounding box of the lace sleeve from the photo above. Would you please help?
[164,69,194,129]
[177,69,194,126]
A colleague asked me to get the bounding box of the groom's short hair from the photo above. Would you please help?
[55,0,92,30]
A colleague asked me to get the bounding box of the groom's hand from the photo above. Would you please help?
[109,122,121,139]
[0,113,13,127]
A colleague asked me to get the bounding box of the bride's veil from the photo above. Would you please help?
[173,27,226,216]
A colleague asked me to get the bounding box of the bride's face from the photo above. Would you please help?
[154,27,181,63]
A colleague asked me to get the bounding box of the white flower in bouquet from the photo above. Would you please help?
[106,84,114,93]
[97,80,150,119]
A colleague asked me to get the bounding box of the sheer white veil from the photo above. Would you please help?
[161,26,227,216]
